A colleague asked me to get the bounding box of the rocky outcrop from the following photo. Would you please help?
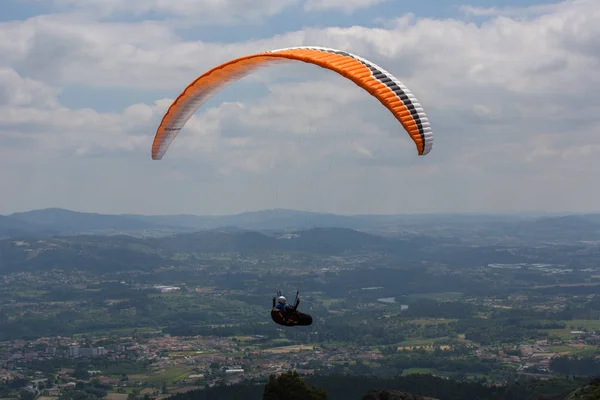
[362,389,440,400]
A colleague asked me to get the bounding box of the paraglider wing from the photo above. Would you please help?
[151,46,433,160]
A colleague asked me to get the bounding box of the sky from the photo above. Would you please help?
[0,0,599,216]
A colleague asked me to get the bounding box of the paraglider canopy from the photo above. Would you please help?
[151,46,433,160]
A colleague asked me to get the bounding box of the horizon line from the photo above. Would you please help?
[3,207,598,218]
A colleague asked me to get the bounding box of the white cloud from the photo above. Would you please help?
[0,68,60,108]
[303,0,391,13]
[42,0,391,19]
[458,0,595,19]
[1,0,600,214]
[39,0,299,25]
[458,3,563,18]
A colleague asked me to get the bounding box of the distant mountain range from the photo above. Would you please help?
[2,207,600,242]
[0,214,60,237]
[0,207,497,237]
[0,225,527,274]
[2,213,600,274]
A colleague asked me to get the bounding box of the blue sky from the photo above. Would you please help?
[1,0,599,215]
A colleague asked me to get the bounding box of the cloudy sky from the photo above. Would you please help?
[0,0,598,216]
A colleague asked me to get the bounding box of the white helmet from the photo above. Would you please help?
[277,296,287,304]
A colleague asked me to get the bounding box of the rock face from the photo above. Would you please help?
[362,389,440,400]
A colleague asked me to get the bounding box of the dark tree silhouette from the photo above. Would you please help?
[263,371,327,400]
